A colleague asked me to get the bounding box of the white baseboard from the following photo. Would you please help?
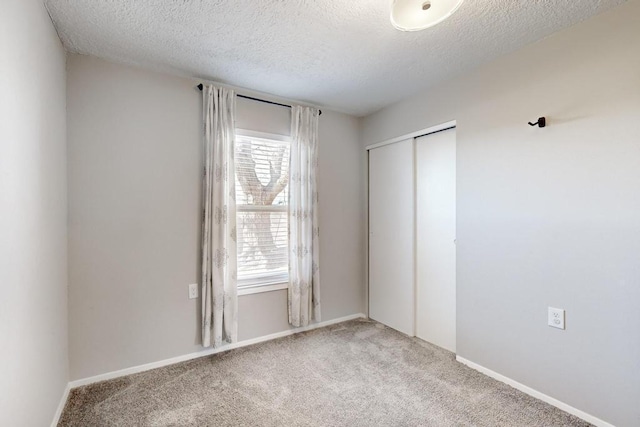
[50,383,71,427]
[69,313,366,389]
[456,356,614,427]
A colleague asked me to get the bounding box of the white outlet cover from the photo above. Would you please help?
[548,307,565,330]
[188,283,198,300]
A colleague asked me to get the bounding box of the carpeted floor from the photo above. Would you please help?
[59,319,591,426]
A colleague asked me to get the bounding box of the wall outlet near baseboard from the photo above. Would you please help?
[548,307,565,330]
[188,283,198,299]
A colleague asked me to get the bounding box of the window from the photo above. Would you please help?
[235,131,290,290]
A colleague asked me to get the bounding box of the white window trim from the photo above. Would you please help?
[237,271,288,288]
[235,128,291,294]
[238,282,288,296]
[236,128,291,143]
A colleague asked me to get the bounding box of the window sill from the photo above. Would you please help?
[238,282,288,296]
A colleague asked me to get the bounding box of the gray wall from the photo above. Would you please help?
[361,2,640,426]
[67,54,365,380]
[0,0,69,425]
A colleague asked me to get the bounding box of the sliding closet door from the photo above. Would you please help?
[368,139,415,336]
[416,129,456,352]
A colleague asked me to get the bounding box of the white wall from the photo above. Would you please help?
[362,2,640,426]
[67,54,365,380]
[0,1,69,425]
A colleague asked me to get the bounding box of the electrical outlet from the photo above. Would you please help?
[188,283,198,300]
[548,307,565,330]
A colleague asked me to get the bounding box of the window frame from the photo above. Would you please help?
[235,129,291,296]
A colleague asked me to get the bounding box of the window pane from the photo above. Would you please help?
[234,134,290,285]
[235,137,289,206]
[236,210,288,280]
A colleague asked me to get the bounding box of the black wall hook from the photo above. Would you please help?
[528,117,546,128]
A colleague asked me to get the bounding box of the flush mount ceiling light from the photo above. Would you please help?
[391,0,464,31]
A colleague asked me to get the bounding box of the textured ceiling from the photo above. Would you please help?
[45,0,626,116]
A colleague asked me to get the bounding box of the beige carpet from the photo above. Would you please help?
[59,319,590,426]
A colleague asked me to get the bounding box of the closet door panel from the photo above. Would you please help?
[416,129,456,352]
[368,139,415,336]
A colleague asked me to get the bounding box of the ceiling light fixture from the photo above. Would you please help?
[391,0,464,31]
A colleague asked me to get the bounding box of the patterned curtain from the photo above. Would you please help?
[201,85,238,347]
[288,105,321,327]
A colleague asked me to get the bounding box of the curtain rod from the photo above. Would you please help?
[196,84,322,115]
